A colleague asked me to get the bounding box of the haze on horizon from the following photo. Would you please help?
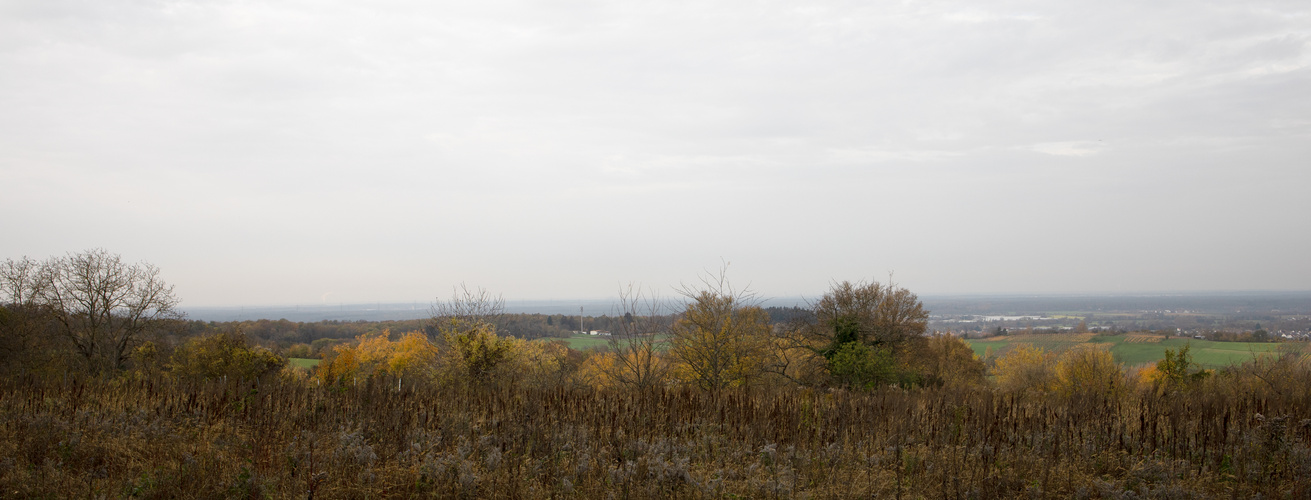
[3,1,1308,307]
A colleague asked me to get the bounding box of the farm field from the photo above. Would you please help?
[288,357,320,369]
[547,334,613,350]
[547,333,671,350]
[555,332,1289,368]
[965,333,1285,367]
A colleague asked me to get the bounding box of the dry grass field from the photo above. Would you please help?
[3,370,1310,498]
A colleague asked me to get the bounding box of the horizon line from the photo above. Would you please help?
[179,288,1311,310]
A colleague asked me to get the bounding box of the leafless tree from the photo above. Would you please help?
[1,256,44,305]
[430,283,504,340]
[0,256,56,375]
[603,283,673,390]
[32,249,181,372]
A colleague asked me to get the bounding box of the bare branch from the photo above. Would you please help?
[30,249,181,372]
[604,283,673,390]
[429,283,505,340]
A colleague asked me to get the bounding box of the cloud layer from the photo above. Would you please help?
[3,0,1308,305]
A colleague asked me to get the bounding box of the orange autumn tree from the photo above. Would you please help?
[317,329,439,385]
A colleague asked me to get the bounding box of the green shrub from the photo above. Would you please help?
[168,332,286,381]
[827,341,896,389]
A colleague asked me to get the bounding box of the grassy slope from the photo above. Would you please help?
[965,334,1282,368]
[288,357,320,369]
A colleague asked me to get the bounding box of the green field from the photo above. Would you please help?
[965,334,1284,368]
[552,333,1286,367]
[543,334,620,350]
[288,357,320,369]
[544,334,671,351]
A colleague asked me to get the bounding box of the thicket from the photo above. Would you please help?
[189,314,583,357]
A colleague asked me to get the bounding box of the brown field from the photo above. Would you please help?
[1125,335,1165,343]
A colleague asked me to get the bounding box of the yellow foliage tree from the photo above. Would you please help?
[515,338,572,385]
[582,348,673,390]
[1054,345,1125,398]
[319,342,360,385]
[386,331,441,378]
[668,290,773,391]
[993,343,1055,394]
[578,350,619,389]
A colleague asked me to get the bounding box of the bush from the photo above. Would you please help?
[1149,342,1210,393]
[993,344,1055,394]
[442,321,523,383]
[827,341,896,389]
[1054,345,1125,399]
[168,332,285,381]
[285,343,313,359]
[310,337,346,357]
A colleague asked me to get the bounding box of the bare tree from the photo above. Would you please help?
[0,256,56,375]
[603,283,672,390]
[0,256,44,305]
[429,283,505,340]
[34,249,181,372]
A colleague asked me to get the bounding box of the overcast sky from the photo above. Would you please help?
[2,0,1308,307]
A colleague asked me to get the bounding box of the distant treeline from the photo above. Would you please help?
[190,307,818,358]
